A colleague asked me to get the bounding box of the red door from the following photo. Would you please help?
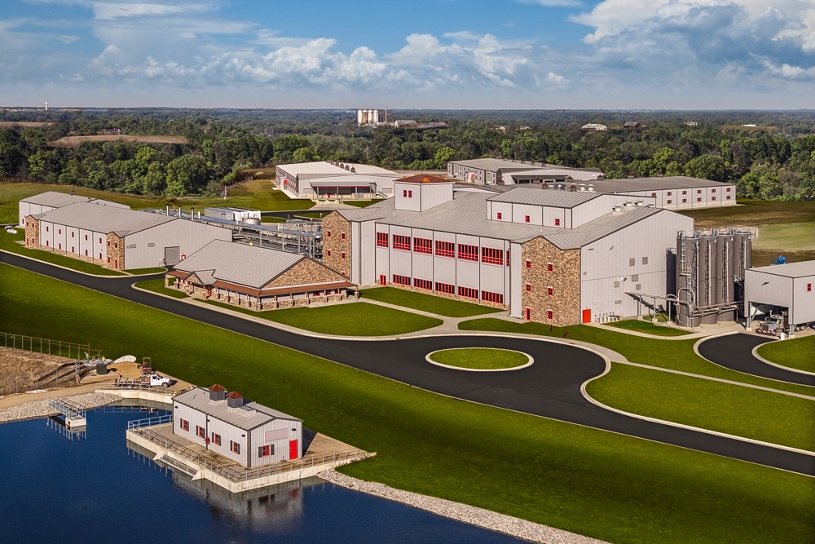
[289,439,299,460]
[525,308,531,321]
[380,274,386,286]
[582,308,591,323]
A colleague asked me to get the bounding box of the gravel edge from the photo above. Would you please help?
[0,392,121,423]
[318,469,608,544]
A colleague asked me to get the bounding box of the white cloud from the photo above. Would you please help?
[91,2,214,20]
[515,0,584,8]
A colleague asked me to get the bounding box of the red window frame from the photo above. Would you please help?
[526,260,532,269]
[326,230,331,238]
[326,249,331,257]
[231,441,240,454]
[547,287,554,296]
[212,433,221,446]
[414,238,432,254]
[547,263,553,272]
[667,200,672,204]
[259,445,271,457]
[435,241,455,258]
[547,310,553,320]
[435,282,454,294]
[482,291,503,304]
[414,278,432,290]
[496,212,502,220]
[341,232,346,240]
[481,247,504,265]
[392,274,411,286]
[376,232,389,248]
[393,235,411,251]
[808,283,812,292]
[458,244,478,261]
[525,215,530,223]
[526,283,532,292]
[458,286,478,299]
[196,426,205,438]
[554,218,561,226]
[341,252,346,259]
[180,419,189,432]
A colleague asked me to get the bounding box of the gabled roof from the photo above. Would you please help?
[590,176,731,193]
[487,187,602,208]
[31,201,174,235]
[20,191,94,207]
[174,387,300,431]
[397,174,453,184]
[747,260,815,279]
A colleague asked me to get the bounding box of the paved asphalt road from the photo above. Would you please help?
[698,334,815,386]
[2,252,813,477]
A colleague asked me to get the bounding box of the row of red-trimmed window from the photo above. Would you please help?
[390,274,503,303]
[180,419,275,457]
[378,234,509,265]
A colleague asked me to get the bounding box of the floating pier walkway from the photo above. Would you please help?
[47,397,87,429]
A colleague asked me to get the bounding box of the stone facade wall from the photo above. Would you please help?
[24,217,39,249]
[105,233,125,270]
[321,212,351,277]
[521,237,581,326]
[267,257,348,288]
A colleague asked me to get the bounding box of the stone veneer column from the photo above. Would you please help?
[24,217,40,249]
[105,233,125,270]
[321,211,352,277]
[521,237,581,326]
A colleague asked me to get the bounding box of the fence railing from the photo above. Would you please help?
[1,332,101,360]
[130,425,371,483]
[128,414,173,429]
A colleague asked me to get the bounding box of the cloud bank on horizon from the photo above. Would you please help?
[2,0,814,108]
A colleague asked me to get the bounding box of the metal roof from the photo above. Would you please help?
[172,239,306,289]
[488,187,602,208]
[174,387,300,431]
[277,161,397,179]
[34,202,175,235]
[747,260,815,279]
[590,176,732,193]
[340,189,666,248]
[450,158,602,175]
[21,191,95,207]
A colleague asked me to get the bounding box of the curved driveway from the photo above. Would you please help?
[698,334,815,387]
[2,252,814,477]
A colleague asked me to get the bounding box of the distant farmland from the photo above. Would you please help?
[50,135,188,147]
[0,122,55,128]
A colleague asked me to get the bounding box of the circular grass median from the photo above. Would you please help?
[426,348,532,371]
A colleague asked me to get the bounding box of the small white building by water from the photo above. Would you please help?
[173,385,303,467]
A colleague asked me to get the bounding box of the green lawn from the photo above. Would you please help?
[125,267,166,275]
[429,348,529,370]
[134,278,190,299]
[361,287,502,318]
[757,336,815,374]
[0,230,124,276]
[606,318,690,336]
[586,363,815,451]
[459,318,815,397]
[0,179,313,224]
[344,199,384,208]
[203,299,443,336]
[1,263,814,543]
[752,222,815,253]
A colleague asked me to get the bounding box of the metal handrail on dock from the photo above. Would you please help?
[48,397,87,420]
[127,414,173,429]
[100,381,177,394]
[129,425,370,483]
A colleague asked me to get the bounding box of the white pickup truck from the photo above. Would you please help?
[143,373,172,388]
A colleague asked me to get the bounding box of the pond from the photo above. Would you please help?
[0,407,524,543]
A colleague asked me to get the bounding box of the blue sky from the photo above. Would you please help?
[2,0,814,108]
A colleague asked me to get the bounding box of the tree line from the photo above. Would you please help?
[1,109,813,200]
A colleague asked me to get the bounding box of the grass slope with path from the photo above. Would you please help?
[0,230,124,276]
[1,263,813,544]
[428,348,529,370]
[361,287,502,318]
[757,336,815,374]
[459,318,815,397]
[134,278,190,299]
[605,318,690,336]
[203,299,443,336]
[586,363,815,452]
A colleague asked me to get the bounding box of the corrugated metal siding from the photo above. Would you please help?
[360,221,376,285]
[249,419,302,466]
[419,184,454,211]
[351,222,361,284]
[745,270,793,320]
[512,204,542,225]
[434,256,456,284]
[510,242,522,316]
[125,221,231,270]
[792,277,815,324]
[205,416,248,465]
[457,260,480,289]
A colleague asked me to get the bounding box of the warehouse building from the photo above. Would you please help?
[446,158,604,185]
[167,240,354,309]
[18,190,129,226]
[744,260,815,335]
[24,201,231,270]
[174,384,303,467]
[589,176,737,209]
[275,161,399,200]
[323,178,693,326]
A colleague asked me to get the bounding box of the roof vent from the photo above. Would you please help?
[623,201,633,207]
[635,200,644,207]
[351,167,356,173]
[209,384,227,401]
[587,185,595,191]
[226,391,244,408]
[612,206,623,213]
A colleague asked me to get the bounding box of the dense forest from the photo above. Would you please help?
[1,109,814,200]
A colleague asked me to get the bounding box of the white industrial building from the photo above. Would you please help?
[324,178,693,326]
[174,385,303,467]
[204,207,261,222]
[275,161,399,200]
[588,176,737,209]
[24,200,231,270]
[18,191,129,226]
[744,261,815,335]
[447,158,604,185]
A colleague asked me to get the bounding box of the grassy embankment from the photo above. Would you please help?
[680,199,815,263]
[202,299,442,336]
[0,178,314,225]
[428,348,529,370]
[134,278,189,299]
[605,318,690,336]
[1,263,813,544]
[125,267,166,275]
[757,336,815,374]
[360,287,502,318]
[0,230,124,276]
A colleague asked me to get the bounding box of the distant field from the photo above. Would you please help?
[721,125,778,132]
[0,122,54,128]
[49,135,188,147]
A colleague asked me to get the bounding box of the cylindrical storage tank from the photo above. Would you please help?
[357,110,364,125]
